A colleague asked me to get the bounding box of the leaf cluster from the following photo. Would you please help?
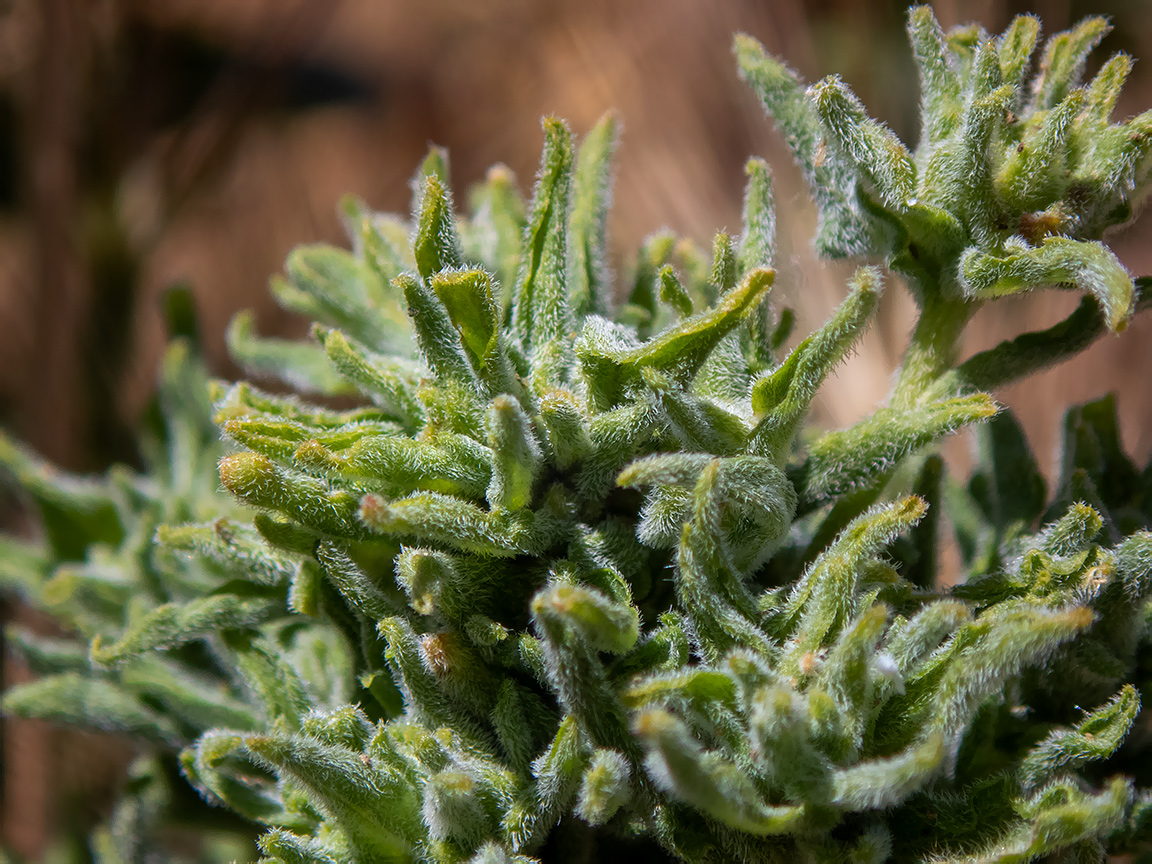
[4,8,1152,864]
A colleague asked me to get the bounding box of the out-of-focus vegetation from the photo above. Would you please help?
[3,0,1152,859]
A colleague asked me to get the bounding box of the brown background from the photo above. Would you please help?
[3,0,1152,858]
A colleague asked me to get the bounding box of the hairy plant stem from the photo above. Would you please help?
[892,290,977,408]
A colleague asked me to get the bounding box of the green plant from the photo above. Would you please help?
[4,6,1152,862]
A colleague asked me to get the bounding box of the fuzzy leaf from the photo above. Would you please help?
[246,731,423,860]
[511,117,574,388]
[907,6,961,144]
[998,15,1040,96]
[810,75,916,211]
[750,266,881,462]
[226,311,355,397]
[314,327,423,431]
[832,733,945,809]
[568,112,618,316]
[1020,685,1140,790]
[219,453,365,539]
[294,432,491,500]
[780,497,926,656]
[360,492,553,557]
[467,165,526,310]
[486,395,542,511]
[618,267,774,388]
[280,245,410,354]
[396,272,478,388]
[735,34,890,257]
[3,674,178,744]
[575,749,631,826]
[413,174,464,282]
[960,238,1134,332]
[1031,17,1110,111]
[635,709,807,835]
[798,394,998,502]
[91,593,277,666]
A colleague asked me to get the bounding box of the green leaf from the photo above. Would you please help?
[1053,394,1142,516]
[511,117,574,384]
[280,244,411,354]
[931,294,1119,398]
[431,268,501,372]
[944,80,1013,247]
[1084,53,1132,124]
[642,368,747,456]
[0,434,123,560]
[965,776,1131,863]
[258,829,339,864]
[748,683,832,802]
[750,266,881,462]
[797,394,997,502]
[709,232,738,294]
[396,272,479,388]
[469,841,541,864]
[816,603,890,752]
[673,460,779,659]
[466,164,527,311]
[157,519,298,586]
[0,536,49,597]
[998,15,1041,96]
[1031,17,1110,111]
[657,265,693,318]
[3,674,178,744]
[359,491,553,557]
[119,655,260,732]
[315,540,401,621]
[831,733,945,809]
[884,600,972,677]
[376,617,491,745]
[180,731,287,822]
[907,6,961,144]
[4,626,89,676]
[1020,685,1140,790]
[568,112,618,316]
[738,158,776,276]
[735,34,891,257]
[413,174,464,281]
[780,497,925,656]
[928,604,1095,748]
[503,715,589,850]
[294,432,492,500]
[810,75,916,212]
[575,749,631,826]
[341,197,413,284]
[537,389,593,471]
[532,583,639,656]
[486,395,542,511]
[624,229,676,330]
[314,326,424,431]
[634,708,807,835]
[617,266,773,389]
[960,237,1134,332]
[224,631,313,730]
[903,454,944,590]
[997,89,1084,212]
[246,731,423,860]
[226,311,356,397]
[219,453,365,539]
[90,593,277,666]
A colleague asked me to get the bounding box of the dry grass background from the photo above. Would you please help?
[3,0,1152,858]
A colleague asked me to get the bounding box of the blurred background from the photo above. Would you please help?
[3,0,1152,858]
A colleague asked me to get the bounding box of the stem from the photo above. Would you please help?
[892,293,977,409]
